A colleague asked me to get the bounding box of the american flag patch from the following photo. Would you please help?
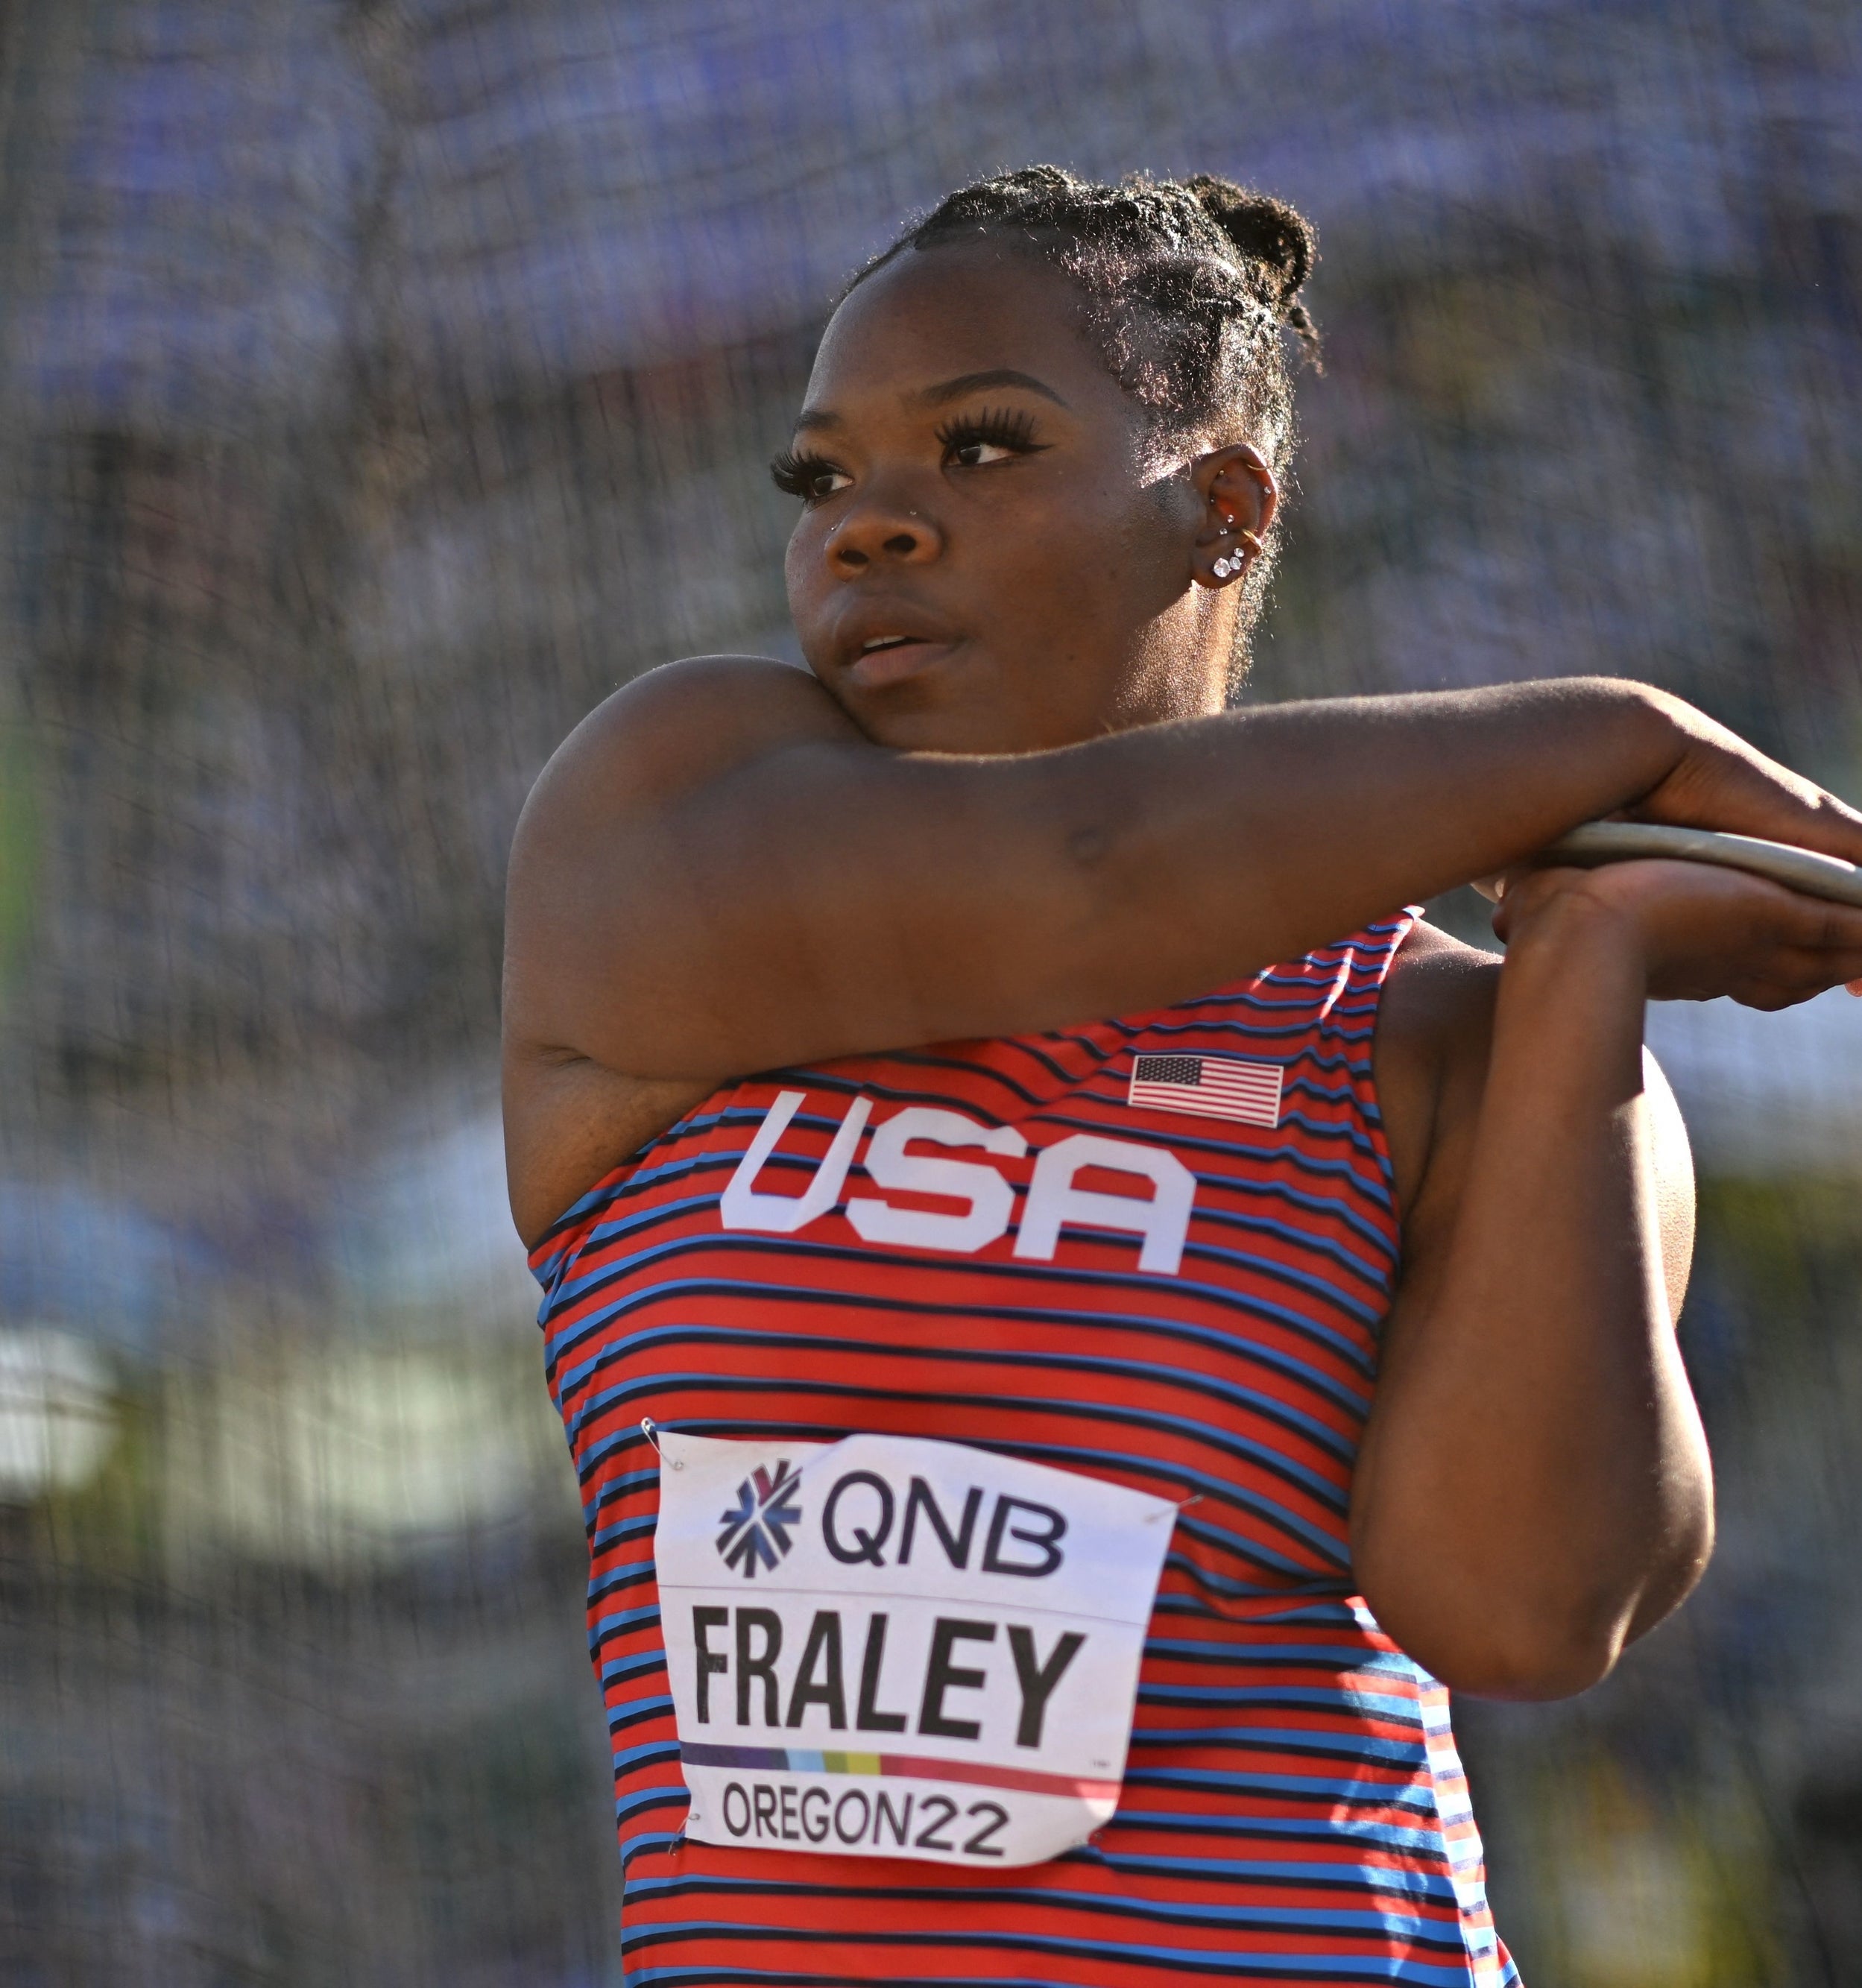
[1127,1053,1284,1128]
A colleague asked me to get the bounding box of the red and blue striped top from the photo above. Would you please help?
[528,912,1521,1985]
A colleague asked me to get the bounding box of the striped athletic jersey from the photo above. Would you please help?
[528,912,1521,1986]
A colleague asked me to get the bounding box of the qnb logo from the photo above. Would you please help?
[716,1461,804,1578]
[719,1092,1195,1276]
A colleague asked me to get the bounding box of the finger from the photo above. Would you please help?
[1489,862,1587,935]
[1731,947,1862,1003]
[1760,924,1862,974]
[1671,918,1862,994]
[1730,978,1847,1013]
[1817,903,1862,953]
[1790,900,1862,959]
[1646,727,1862,867]
[1714,956,1858,1010]
[1738,884,1862,955]
[1475,862,1545,906]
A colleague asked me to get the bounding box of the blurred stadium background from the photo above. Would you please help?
[1,1,1861,1980]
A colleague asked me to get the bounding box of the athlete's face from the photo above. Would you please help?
[780,245,1253,754]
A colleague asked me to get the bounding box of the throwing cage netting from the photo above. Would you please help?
[1,2,1860,1981]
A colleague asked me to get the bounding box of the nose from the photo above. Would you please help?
[824,490,940,575]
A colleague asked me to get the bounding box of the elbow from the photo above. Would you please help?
[1361,1574,1626,1700]
[1358,1555,1706,1703]
[1416,1621,1624,1702]
[1355,1490,1716,1702]
[1407,1555,1714,1700]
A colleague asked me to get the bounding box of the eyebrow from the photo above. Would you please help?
[912,368,1070,410]
[792,367,1070,434]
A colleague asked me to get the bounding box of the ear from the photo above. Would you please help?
[1188,442,1278,591]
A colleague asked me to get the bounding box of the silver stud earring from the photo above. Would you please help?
[1212,514,1263,582]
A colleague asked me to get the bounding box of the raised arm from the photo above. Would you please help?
[504,655,1862,1083]
[1353,856,1862,1698]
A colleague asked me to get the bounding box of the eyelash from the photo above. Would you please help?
[769,406,1046,502]
[935,406,1041,461]
[769,446,842,501]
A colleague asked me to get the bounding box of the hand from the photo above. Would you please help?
[1629,690,1862,865]
[1492,856,1862,1009]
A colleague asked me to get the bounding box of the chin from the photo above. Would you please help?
[822,658,1014,754]
[853,694,1016,756]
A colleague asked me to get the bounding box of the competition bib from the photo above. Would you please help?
[652,1426,1177,1868]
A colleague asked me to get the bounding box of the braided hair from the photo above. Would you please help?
[847,166,1321,673]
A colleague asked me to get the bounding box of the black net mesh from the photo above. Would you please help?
[1,1,1860,1980]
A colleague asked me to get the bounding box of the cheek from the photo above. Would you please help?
[985,501,1170,629]
[1106,496,1196,611]
[973,491,1104,596]
[783,520,824,610]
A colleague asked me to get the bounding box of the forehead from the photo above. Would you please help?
[804,242,1126,416]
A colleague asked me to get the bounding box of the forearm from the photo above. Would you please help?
[1353,904,1712,1696]
[1058,677,1688,977]
[536,674,1699,1076]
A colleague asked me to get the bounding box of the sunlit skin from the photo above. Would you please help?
[780,246,1269,749]
[503,237,1862,1697]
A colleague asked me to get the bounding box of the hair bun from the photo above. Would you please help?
[1182,174,1319,344]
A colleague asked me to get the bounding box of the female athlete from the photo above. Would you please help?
[503,168,1862,1984]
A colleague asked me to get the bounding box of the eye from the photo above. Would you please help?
[770,447,852,502]
[935,406,1044,470]
[947,435,1016,469]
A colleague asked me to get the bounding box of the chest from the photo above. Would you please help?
[537,942,1413,1594]
[543,968,1404,1435]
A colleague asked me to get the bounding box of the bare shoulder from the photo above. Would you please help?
[506,652,852,1010]
[502,655,855,1248]
[517,653,861,835]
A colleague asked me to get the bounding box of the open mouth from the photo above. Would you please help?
[842,625,958,685]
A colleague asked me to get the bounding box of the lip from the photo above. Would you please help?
[845,636,962,689]
[832,602,964,687]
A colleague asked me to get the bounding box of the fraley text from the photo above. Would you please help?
[692,1606,1084,1747]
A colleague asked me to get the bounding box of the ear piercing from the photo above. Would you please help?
[1212,524,1264,582]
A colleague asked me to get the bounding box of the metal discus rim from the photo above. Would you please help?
[1537,821,1862,909]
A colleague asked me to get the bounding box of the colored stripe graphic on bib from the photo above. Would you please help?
[1128,1051,1284,1126]
[679,1742,1122,1801]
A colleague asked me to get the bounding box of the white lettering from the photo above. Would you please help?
[845,1107,1027,1252]
[719,1091,872,1234]
[717,1096,1198,1273]
[1013,1133,1196,1276]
